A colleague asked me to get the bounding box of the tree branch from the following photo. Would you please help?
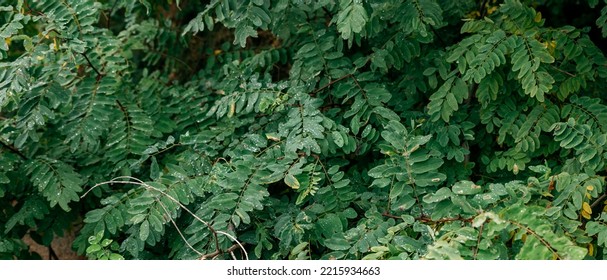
[49,246,59,260]
[80,52,103,78]
[312,74,352,95]
[591,192,607,210]
[199,243,245,260]
[479,0,490,18]
[472,222,485,260]
[551,65,576,77]
[0,139,28,160]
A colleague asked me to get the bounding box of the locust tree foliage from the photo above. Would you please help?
[1,0,607,260]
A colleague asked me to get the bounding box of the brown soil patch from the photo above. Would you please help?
[22,229,86,260]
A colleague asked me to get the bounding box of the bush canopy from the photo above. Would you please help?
[1,0,607,260]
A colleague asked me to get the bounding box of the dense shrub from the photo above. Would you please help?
[1,0,607,260]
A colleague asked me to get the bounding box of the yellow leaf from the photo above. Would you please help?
[4,37,11,46]
[586,185,594,191]
[228,100,235,117]
[265,133,280,142]
[583,202,592,214]
[468,11,480,18]
[588,243,594,256]
[487,6,498,15]
[534,11,542,23]
[544,40,557,55]
[550,41,556,48]
[214,49,222,55]
[581,210,591,219]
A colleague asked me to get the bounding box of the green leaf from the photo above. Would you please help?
[423,187,452,203]
[25,157,84,211]
[3,0,607,262]
[234,25,257,48]
[139,220,150,241]
[109,253,124,260]
[284,173,300,189]
[336,2,368,41]
[324,236,351,251]
[332,131,345,147]
[206,193,239,210]
[452,181,482,195]
[150,156,160,180]
[86,244,101,254]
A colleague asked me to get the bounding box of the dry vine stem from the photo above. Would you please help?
[81,176,248,260]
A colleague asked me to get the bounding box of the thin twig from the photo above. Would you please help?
[472,222,485,260]
[155,196,204,256]
[80,52,103,77]
[311,74,352,95]
[591,192,607,210]
[106,0,119,29]
[510,220,561,260]
[348,74,368,99]
[23,0,45,16]
[430,25,446,46]
[551,65,576,77]
[0,139,28,160]
[81,176,248,260]
[229,250,237,260]
[479,0,490,18]
[200,244,243,260]
[49,246,59,260]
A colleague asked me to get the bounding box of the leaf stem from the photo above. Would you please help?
[80,52,103,78]
[0,139,28,160]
